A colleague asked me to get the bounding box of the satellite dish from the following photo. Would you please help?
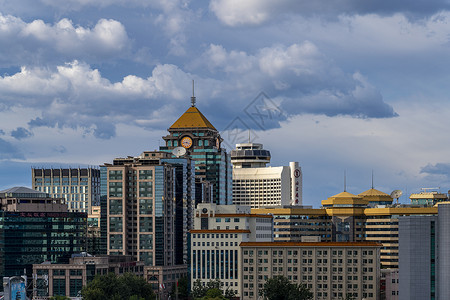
[172,147,186,157]
[390,190,403,203]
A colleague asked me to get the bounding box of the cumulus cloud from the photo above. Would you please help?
[209,0,450,26]
[11,127,33,140]
[198,42,397,125]
[421,163,450,180]
[0,61,197,139]
[0,14,130,67]
[0,138,24,159]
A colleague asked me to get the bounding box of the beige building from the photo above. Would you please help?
[253,188,438,269]
[32,254,144,299]
[190,203,273,298]
[241,242,381,300]
[231,143,302,208]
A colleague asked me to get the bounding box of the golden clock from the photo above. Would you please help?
[181,136,193,149]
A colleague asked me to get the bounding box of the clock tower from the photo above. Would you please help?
[161,90,232,205]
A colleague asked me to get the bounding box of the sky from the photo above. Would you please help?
[1,0,450,206]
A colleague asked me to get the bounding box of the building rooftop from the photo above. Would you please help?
[0,186,49,198]
[169,106,216,130]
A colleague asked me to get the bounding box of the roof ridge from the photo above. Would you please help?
[170,106,216,130]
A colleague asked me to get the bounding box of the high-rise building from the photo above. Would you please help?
[32,168,100,214]
[190,203,273,298]
[160,95,232,205]
[231,142,302,207]
[0,187,86,286]
[253,187,438,269]
[398,202,450,300]
[101,151,195,291]
[398,215,437,300]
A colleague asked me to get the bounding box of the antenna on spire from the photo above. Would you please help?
[344,170,347,192]
[248,130,251,143]
[191,80,196,107]
[371,169,374,189]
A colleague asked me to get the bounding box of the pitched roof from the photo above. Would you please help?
[0,186,44,194]
[358,188,390,197]
[169,106,216,130]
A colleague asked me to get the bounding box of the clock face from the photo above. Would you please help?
[181,136,193,149]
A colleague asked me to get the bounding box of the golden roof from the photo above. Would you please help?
[170,106,216,130]
[321,191,369,206]
[358,188,393,202]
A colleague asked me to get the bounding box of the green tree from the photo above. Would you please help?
[191,279,235,300]
[260,276,313,300]
[81,272,156,300]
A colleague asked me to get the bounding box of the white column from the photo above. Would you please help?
[289,162,302,206]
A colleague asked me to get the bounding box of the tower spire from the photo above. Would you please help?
[371,169,374,189]
[191,80,196,107]
[344,170,347,192]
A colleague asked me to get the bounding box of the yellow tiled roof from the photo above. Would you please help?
[170,106,216,130]
[358,188,390,197]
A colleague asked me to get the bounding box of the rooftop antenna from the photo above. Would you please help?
[248,130,251,143]
[344,170,347,192]
[191,80,196,107]
[371,169,374,189]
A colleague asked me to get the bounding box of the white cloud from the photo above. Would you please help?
[209,0,450,26]
[0,61,199,138]
[198,42,396,119]
[0,14,130,67]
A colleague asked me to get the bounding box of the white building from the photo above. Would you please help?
[190,203,273,297]
[231,143,302,208]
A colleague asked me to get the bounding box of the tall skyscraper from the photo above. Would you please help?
[160,93,232,205]
[231,142,302,208]
[32,168,100,214]
[101,151,195,290]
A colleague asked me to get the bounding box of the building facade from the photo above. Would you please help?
[101,151,195,291]
[231,143,302,208]
[241,242,381,300]
[160,96,232,205]
[253,188,438,269]
[32,254,144,299]
[190,203,273,298]
[398,215,437,300]
[32,168,101,214]
[0,187,86,286]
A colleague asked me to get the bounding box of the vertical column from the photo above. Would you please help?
[290,162,302,206]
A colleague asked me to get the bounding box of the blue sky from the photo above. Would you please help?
[1,0,450,206]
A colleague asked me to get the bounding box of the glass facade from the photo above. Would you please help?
[32,168,100,214]
[0,211,86,283]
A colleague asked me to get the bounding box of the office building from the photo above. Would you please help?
[0,187,86,286]
[32,168,100,214]
[32,254,144,299]
[190,203,273,298]
[253,187,438,269]
[241,242,381,300]
[382,269,399,300]
[160,94,232,205]
[409,188,448,206]
[101,151,195,291]
[231,143,302,208]
[398,215,437,300]
[398,202,450,300]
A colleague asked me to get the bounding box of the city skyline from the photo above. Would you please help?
[1,1,450,206]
